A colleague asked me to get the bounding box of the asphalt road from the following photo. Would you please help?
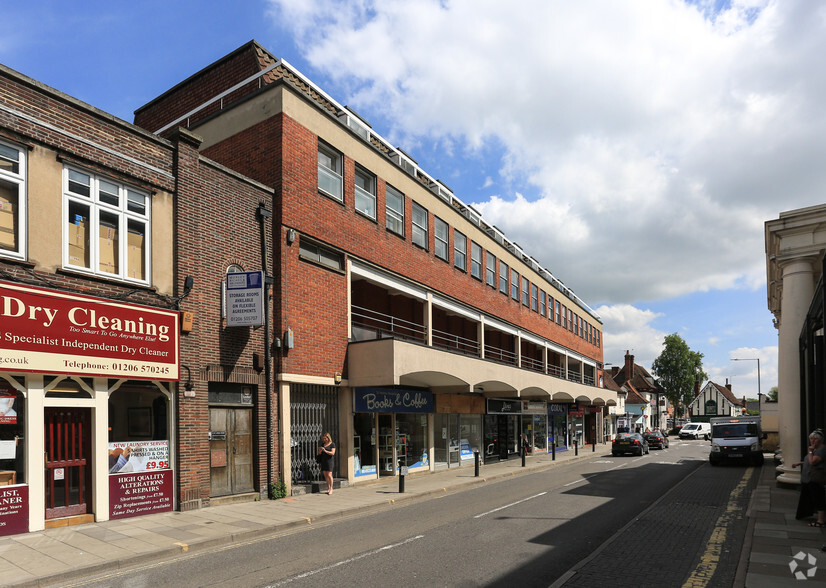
[58,438,757,588]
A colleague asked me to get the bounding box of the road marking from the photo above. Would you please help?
[267,535,425,586]
[681,466,756,588]
[563,479,586,487]
[474,491,547,518]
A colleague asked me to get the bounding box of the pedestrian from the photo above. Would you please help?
[317,432,336,495]
[792,429,826,525]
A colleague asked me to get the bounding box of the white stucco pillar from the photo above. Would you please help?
[776,257,816,484]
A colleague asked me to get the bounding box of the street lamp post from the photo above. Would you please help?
[731,357,761,415]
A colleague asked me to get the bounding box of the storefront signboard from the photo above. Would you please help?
[548,403,569,416]
[108,441,170,474]
[522,401,546,414]
[0,484,27,536]
[225,271,264,327]
[0,280,179,381]
[354,387,434,413]
[568,404,585,417]
[487,399,522,414]
[109,469,173,520]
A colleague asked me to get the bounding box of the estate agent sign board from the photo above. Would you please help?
[0,280,179,381]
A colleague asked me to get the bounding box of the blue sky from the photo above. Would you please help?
[5,0,818,399]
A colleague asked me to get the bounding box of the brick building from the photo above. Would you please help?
[135,41,614,496]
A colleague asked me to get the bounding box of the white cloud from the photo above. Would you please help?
[594,304,665,368]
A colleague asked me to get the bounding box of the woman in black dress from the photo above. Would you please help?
[318,432,336,495]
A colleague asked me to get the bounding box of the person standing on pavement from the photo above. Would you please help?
[792,429,826,525]
[318,432,336,495]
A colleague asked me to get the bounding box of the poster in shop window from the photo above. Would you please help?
[0,379,16,424]
[109,469,173,520]
[108,441,170,474]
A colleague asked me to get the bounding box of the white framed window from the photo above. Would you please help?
[354,165,376,219]
[555,300,561,324]
[299,237,343,271]
[522,277,530,307]
[486,252,496,287]
[454,230,466,271]
[511,270,519,300]
[0,141,25,259]
[385,184,404,236]
[470,241,482,280]
[540,290,546,316]
[412,202,428,249]
[63,165,150,283]
[318,141,343,202]
[434,217,448,261]
[499,261,508,294]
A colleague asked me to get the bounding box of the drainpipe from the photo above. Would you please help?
[257,203,274,492]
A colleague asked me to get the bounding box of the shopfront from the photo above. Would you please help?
[484,398,521,461]
[522,401,547,454]
[548,403,569,451]
[568,404,586,448]
[434,394,484,470]
[0,280,178,535]
[353,387,433,479]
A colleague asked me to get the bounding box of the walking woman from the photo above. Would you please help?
[793,429,826,525]
[318,432,336,495]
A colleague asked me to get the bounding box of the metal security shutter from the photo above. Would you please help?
[290,384,340,484]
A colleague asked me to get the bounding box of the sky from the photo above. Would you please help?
[4,0,820,399]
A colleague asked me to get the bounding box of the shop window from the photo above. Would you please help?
[353,413,377,477]
[411,202,428,250]
[0,378,25,485]
[63,165,150,284]
[434,216,448,261]
[354,165,376,219]
[470,241,482,280]
[385,184,404,236]
[454,230,466,271]
[108,385,170,474]
[0,141,25,260]
[396,413,428,469]
[318,141,343,202]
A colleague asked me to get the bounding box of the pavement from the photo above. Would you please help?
[1,445,824,587]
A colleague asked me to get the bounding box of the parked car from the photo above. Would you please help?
[679,422,711,440]
[643,430,669,450]
[612,432,649,456]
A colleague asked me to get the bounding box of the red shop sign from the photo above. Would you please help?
[109,469,173,520]
[0,280,178,381]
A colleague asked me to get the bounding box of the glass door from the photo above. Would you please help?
[378,414,395,476]
[435,414,460,469]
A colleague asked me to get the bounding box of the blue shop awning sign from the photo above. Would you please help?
[355,387,434,413]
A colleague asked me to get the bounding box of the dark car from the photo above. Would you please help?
[612,432,649,456]
[643,430,669,450]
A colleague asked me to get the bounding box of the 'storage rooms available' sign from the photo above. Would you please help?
[0,280,178,381]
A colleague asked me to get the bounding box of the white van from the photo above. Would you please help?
[679,422,711,440]
[709,416,765,466]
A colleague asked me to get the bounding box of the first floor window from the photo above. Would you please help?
[299,237,344,271]
[540,289,546,316]
[318,142,343,201]
[511,270,519,300]
[354,166,376,219]
[0,141,25,259]
[522,277,529,306]
[412,202,428,249]
[64,166,150,283]
[555,300,561,324]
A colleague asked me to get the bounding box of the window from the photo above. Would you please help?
[412,202,428,249]
[354,166,376,219]
[385,184,404,236]
[486,252,496,287]
[0,141,25,259]
[569,309,574,332]
[530,284,538,311]
[299,237,344,271]
[470,242,482,280]
[596,330,601,348]
[499,261,509,294]
[540,290,546,316]
[522,277,529,307]
[318,142,343,201]
[555,300,561,324]
[561,304,567,329]
[64,166,150,283]
[434,217,448,260]
[511,270,519,300]
[454,230,467,271]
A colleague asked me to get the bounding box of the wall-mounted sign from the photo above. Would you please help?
[0,280,179,381]
[487,399,522,414]
[355,387,434,413]
[225,271,264,327]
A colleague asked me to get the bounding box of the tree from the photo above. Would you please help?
[767,386,778,402]
[651,333,708,419]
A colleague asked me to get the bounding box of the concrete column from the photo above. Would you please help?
[776,257,816,484]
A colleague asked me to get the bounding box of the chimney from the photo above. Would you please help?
[694,378,701,396]
[611,366,620,377]
[624,350,634,379]
[726,379,732,391]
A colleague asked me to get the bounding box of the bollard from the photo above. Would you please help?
[521,444,526,467]
[552,442,556,461]
[575,440,578,456]
[592,441,595,453]
[398,460,405,493]
[474,450,480,477]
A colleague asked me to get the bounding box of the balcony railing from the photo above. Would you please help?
[521,355,544,373]
[431,328,480,356]
[484,344,518,366]
[548,364,564,379]
[351,305,426,344]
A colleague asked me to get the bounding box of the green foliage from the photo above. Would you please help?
[651,333,707,414]
[768,386,778,401]
[269,478,287,500]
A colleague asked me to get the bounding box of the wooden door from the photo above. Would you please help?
[44,408,91,519]
[209,408,254,497]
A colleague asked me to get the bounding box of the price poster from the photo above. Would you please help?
[108,440,170,474]
[109,469,173,520]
